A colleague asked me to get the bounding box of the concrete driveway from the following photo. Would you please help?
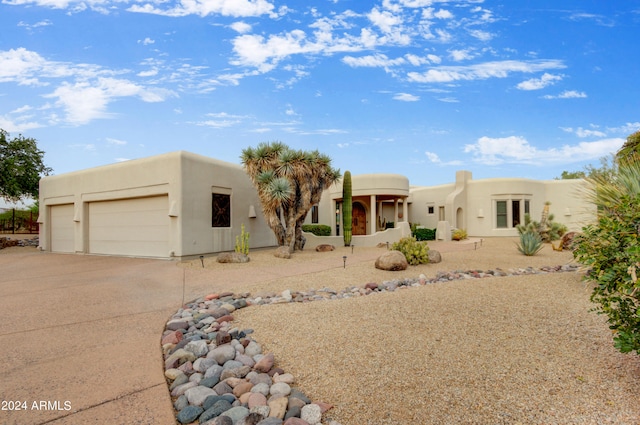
[0,249,209,425]
[0,245,390,425]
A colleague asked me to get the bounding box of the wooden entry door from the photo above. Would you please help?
[352,203,367,235]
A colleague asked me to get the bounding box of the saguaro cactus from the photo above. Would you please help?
[342,170,352,246]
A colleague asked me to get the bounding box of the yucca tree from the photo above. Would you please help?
[241,142,340,253]
[573,152,640,354]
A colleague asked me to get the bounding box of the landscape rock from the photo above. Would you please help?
[374,250,408,271]
[217,252,250,263]
[274,246,291,259]
[315,244,335,252]
[428,249,442,263]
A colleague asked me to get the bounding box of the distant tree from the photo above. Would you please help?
[617,130,640,163]
[240,142,341,253]
[557,155,618,182]
[0,129,52,203]
[557,170,586,179]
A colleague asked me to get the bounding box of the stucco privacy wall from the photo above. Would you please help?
[39,151,276,258]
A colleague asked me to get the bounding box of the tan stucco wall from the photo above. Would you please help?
[39,151,276,259]
[407,174,594,237]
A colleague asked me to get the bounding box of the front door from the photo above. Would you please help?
[352,203,367,235]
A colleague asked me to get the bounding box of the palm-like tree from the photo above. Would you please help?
[241,142,341,253]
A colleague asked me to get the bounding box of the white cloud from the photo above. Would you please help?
[468,29,493,41]
[43,77,176,125]
[393,93,420,101]
[18,20,52,30]
[560,126,606,138]
[407,60,566,83]
[607,122,640,135]
[138,37,155,45]
[368,7,403,33]
[464,135,624,165]
[230,21,252,33]
[342,53,406,68]
[543,90,587,99]
[128,0,278,18]
[424,150,462,166]
[106,137,127,145]
[516,73,563,90]
[425,151,441,162]
[449,49,474,61]
[434,9,453,19]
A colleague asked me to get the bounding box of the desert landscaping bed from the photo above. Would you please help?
[172,238,640,424]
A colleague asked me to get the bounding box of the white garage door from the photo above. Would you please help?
[88,196,170,257]
[50,204,75,253]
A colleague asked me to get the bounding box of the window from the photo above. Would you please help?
[496,201,507,228]
[427,205,435,215]
[311,205,319,224]
[212,193,231,227]
[512,200,521,227]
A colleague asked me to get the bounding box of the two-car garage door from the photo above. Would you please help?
[88,196,170,257]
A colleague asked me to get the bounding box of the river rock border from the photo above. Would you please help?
[163,263,580,425]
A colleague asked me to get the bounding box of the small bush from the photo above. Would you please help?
[301,224,331,236]
[452,228,468,241]
[517,231,543,256]
[391,236,429,265]
[413,227,436,241]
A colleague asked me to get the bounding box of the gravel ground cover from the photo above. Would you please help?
[179,238,640,424]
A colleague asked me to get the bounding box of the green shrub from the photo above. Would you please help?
[452,228,468,241]
[573,153,640,354]
[413,227,436,241]
[391,236,429,265]
[301,224,331,236]
[516,203,567,243]
[517,230,543,256]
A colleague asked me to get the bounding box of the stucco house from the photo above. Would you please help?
[38,151,594,258]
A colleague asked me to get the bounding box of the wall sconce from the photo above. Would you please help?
[249,205,257,218]
[564,208,571,216]
[73,206,81,222]
[477,209,484,218]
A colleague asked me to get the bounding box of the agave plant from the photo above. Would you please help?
[517,230,543,256]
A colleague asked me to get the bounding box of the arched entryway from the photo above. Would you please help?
[456,207,464,229]
[352,202,367,235]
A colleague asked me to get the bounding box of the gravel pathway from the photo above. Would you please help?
[173,238,640,425]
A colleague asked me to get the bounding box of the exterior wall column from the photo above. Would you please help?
[370,195,376,235]
[403,197,408,223]
[394,199,399,224]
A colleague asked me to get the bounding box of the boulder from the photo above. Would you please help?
[274,246,291,259]
[315,244,335,252]
[217,252,250,263]
[374,250,408,271]
[561,231,578,250]
[428,249,442,263]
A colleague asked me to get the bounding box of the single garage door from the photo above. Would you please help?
[50,204,75,253]
[88,196,170,257]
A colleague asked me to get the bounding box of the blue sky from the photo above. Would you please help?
[1,0,639,197]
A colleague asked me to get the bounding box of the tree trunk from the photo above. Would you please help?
[294,217,306,251]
